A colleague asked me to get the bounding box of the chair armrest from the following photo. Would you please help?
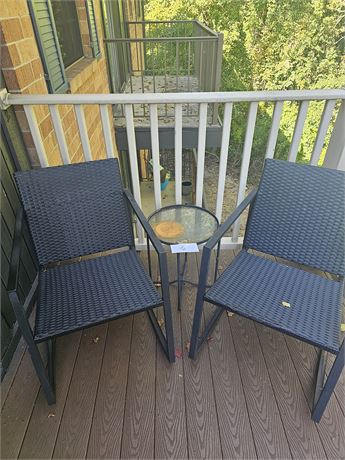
[196,189,257,299]
[8,207,24,293]
[124,189,165,255]
[205,188,257,251]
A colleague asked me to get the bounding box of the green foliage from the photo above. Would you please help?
[145,0,345,168]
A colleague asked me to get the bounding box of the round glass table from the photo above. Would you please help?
[148,205,219,310]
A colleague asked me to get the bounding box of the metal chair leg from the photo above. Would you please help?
[312,340,345,422]
[189,296,204,360]
[159,252,176,363]
[47,338,56,393]
[9,289,56,405]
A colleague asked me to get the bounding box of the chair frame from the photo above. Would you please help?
[189,188,345,422]
[8,189,175,405]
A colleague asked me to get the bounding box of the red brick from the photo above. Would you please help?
[17,37,40,62]
[1,18,24,44]
[1,43,21,68]
[31,58,44,80]
[20,16,34,38]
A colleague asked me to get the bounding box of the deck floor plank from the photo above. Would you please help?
[205,249,257,459]
[52,324,108,459]
[1,253,345,460]
[222,250,292,459]
[155,252,188,460]
[180,253,223,459]
[86,317,133,459]
[285,336,345,459]
[0,343,44,459]
[256,324,326,459]
[120,311,156,459]
[19,331,82,459]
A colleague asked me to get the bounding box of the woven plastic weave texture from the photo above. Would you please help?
[244,160,345,276]
[205,250,342,353]
[35,250,162,341]
[15,159,133,265]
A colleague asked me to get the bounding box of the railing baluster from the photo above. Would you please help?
[48,105,70,164]
[310,99,336,166]
[99,104,115,158]
[323,100,345,170]
[265,101,284,159]
[215,102,233,221]
[125,104,144,243]
[176,41,179,91]
[232,101,258,241]
[175,103,183,204]
[288,100,309,162]
[195,103,208,206]
[74,105,92,161]
[199,42,203,88]
[24,105,49,167]
[149,104,161,209]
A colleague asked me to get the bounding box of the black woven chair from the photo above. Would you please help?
[189,159,345,422]
[8,158,175,405]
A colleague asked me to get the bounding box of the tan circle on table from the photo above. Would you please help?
[154,220,184,239]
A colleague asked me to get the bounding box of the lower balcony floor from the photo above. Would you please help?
[1,250,345,459]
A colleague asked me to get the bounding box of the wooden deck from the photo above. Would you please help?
[1,250,345,459]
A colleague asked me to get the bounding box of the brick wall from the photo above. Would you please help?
[0,0,117,167]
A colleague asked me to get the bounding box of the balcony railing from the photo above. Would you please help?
[1,89,344,249]
[104,20,223,123]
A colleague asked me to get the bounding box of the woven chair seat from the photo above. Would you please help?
[205,250,343,354]
[35,249,162,342]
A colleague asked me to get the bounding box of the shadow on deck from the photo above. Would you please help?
[1,250,345,459]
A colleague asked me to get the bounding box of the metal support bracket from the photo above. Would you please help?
[0,88,10,110]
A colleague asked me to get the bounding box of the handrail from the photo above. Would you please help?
[3,89,344,106]
[104,36,217,42]
[1,88,343,250]
[125,19,219,38]
[194,20,219,37]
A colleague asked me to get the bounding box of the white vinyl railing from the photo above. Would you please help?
[1,88,345,248]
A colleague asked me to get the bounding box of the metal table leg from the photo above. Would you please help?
[177,252,188,311]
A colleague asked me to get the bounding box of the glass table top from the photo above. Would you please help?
[148,205,219,245]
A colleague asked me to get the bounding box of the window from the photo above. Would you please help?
[51,0,83,68]
[28,0,101,93]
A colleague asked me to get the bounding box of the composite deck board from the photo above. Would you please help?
[120,312,156,459]
[203,250,257,459]
[1,345,42,459]
[86,317,133,459]
[285,336,345,459]
[1,253,344,459]
[52,324,108,459]
[180,253,223,459]
[155,253,188,460]
[221,250,292,459]
[19,331,82,459]
[1,337,27,410]
[256,324,326,459]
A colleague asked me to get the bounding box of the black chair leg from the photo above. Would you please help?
[160,256,175,363]
[9,289,56,405]
[27,340,56,405]
[47,338,56,393]
[189,296,204,360]
[312,340,344,422]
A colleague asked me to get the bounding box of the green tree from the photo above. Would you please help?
[145,0,345,169]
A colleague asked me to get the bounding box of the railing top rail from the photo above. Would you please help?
[124,19,218,38]
[126,20,196,25]
[194,20,218,37]
[104,36,217,43]
[3,89,344,107]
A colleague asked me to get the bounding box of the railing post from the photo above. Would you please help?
[323,100,345,171]
[23,105,49,167]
